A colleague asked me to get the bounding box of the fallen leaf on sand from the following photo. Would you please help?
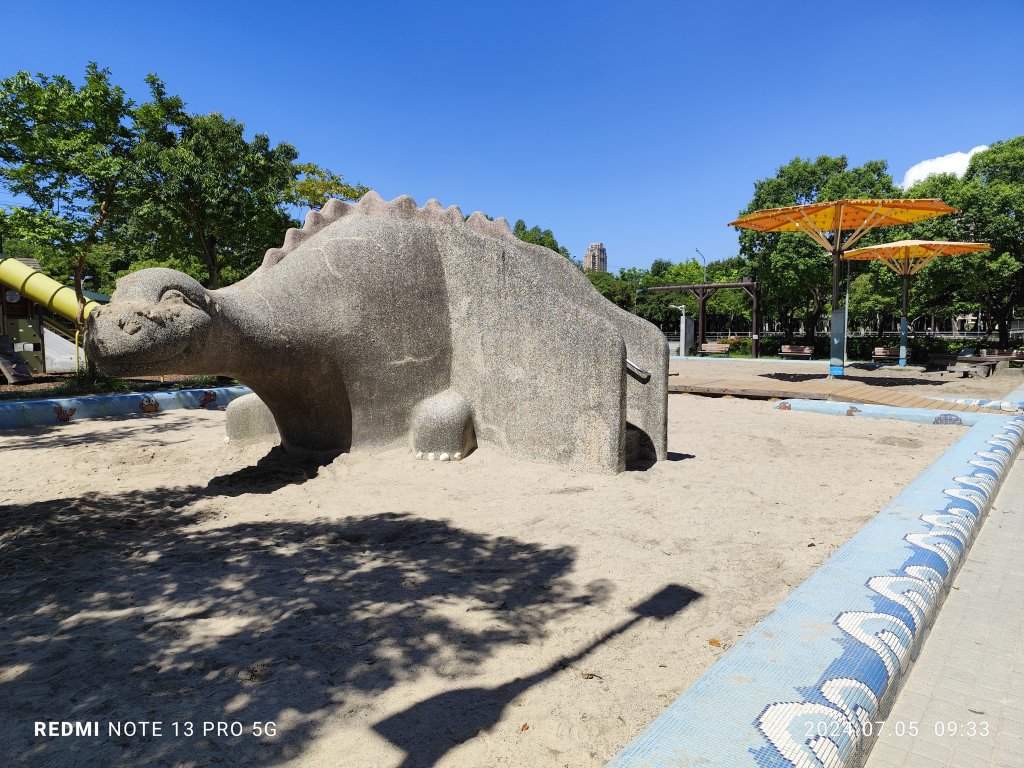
[708,638,721,647]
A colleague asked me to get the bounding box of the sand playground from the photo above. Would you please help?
[1,360,1020,767]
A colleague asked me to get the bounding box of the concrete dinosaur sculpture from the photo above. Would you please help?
[85,192,668,472]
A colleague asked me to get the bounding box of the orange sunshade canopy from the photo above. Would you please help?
[728,199,957,234]
[842,239,991,275]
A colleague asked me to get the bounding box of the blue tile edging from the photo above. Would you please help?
[0,386,252,430]
[608,413,1024,768]
[774,399,1023,426]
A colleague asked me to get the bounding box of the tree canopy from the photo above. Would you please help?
[0,63,366,298]
[1,65,1021,351]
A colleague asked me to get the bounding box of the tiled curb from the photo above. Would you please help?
[608,409,1024,767]
[774,399,1023,425]
[0,386,252,430]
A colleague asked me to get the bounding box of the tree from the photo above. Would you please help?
[705,257,752,335]
[0,63,150,324]
[736,155,897,341]
[586,270,635,308]
[2,64,369,300]
[122,112,299,288]
[905,139,1024,347]
[512,219,571,259]
[284,162,368,210]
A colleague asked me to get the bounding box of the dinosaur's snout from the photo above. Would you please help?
[85,271,217,376]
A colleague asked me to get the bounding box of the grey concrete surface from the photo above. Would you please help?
[85,193,667,471]
[864,453,1024,768]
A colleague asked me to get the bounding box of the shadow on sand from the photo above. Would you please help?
[0,463,628,767]
[374,584,702,767]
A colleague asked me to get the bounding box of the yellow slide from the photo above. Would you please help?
[0,255,100,322]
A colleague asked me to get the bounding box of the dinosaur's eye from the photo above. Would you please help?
[160,289,200,309]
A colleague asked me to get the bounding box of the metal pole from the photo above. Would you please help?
[829,247,844,377]
[900,272,910,367]
[844,259,850,363]
[695,249,708,285]
[680,304,686,358]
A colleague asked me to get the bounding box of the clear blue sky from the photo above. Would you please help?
[2,1,1022,272]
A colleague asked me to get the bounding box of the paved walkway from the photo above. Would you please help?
[865,453,1024,768]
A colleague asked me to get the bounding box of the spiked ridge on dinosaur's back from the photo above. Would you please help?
[259,192,515,271]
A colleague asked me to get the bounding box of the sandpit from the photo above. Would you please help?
[1,384,969,767]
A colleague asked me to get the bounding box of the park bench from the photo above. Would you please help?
[872,347,901,363]
[697,343,730,357]
[779,344,813,359]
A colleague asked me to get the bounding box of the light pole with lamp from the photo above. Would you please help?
[694,248,708,285]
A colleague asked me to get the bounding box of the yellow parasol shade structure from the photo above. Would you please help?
[842,240,991,367]
[729,199,958,376]
[842,239,990,275]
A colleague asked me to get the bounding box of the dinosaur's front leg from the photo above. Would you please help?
[410,389,476,461]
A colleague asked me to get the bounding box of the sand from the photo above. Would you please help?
[1,366,1000,768]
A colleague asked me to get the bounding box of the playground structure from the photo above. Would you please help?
[86,192,669,473]
[0,254,101,383]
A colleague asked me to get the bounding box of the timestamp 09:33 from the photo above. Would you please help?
[805,719,991,740]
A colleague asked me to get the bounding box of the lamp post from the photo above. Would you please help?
[695,248,708,285]
[670,304,686,357]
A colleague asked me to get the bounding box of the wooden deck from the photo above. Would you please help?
[668,376,1009,414]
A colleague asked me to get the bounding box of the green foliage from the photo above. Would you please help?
[736,155,897,340]
[0,63,145,322]
[0,63,367,296]
[284,162,368,210]
[903,138,1024,347]
[512,219,571,258]
[586,270,635,307]
[121,111,300,287]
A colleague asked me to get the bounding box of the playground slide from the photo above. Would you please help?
[0,256,101,382]
[0,255,100,322]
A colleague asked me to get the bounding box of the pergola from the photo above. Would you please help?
[645,278,760,356]
[729,199,956,376]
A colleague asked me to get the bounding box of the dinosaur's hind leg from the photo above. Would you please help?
[411,389,476,461]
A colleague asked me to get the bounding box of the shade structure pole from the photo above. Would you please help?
[900,271,910,367]
[829,247,845,377]
[828,204,847,377]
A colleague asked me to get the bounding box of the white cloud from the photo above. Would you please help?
[899,145,989,188]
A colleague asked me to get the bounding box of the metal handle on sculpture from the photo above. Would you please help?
[626,358,651,382]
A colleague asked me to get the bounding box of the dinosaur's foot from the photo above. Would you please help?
[410,389,476,462]
[414,450,464,462]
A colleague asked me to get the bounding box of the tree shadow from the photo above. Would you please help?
[0,482,602,767]
[374,584,702,767]
[758,372,945,388]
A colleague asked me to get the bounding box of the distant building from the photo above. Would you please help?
[583,243,607,273]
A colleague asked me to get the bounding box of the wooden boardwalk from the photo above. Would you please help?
[668,376,1010,413]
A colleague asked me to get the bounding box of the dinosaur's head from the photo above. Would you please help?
[85,269,223,376]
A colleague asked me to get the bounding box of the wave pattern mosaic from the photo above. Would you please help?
[609,414,1024,768]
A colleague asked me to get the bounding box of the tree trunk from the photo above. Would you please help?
[992,306,1011,348]
[804,306,821,344]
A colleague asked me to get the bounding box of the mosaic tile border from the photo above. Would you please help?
[608,409,1024,768]
[774,399,1021,426]
[0,386,252,430]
